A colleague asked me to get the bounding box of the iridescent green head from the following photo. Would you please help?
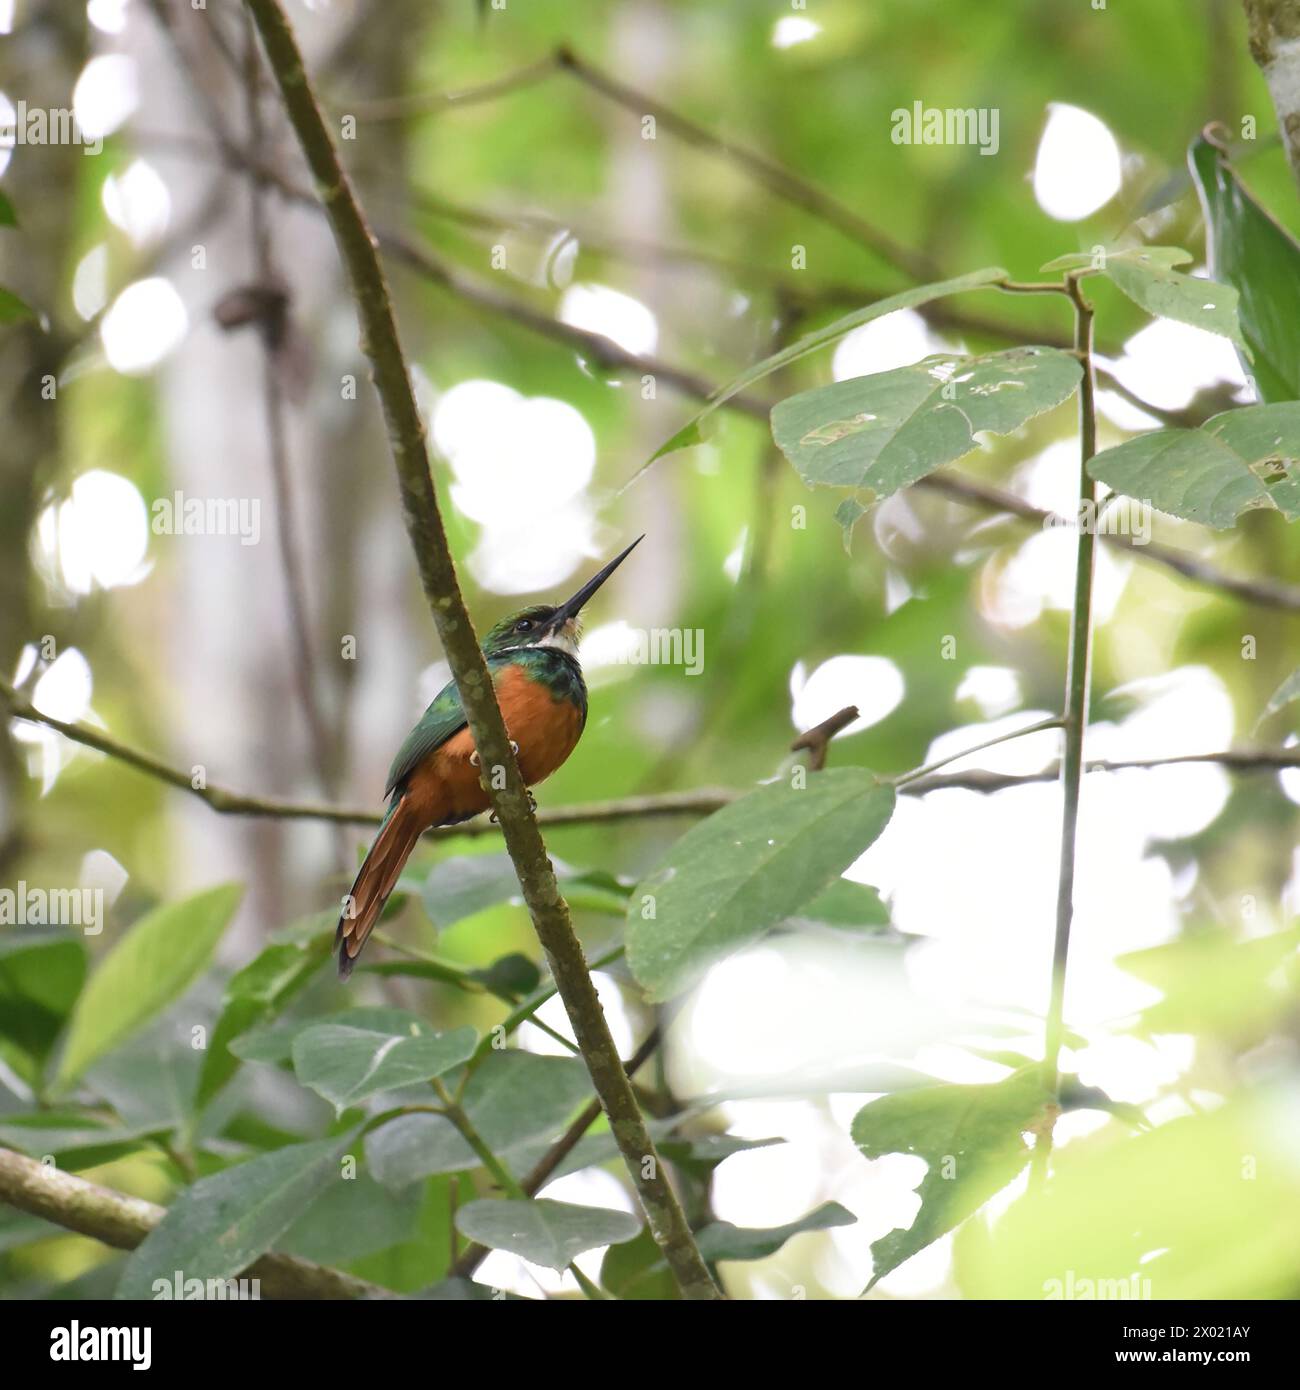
[480,536,643,658]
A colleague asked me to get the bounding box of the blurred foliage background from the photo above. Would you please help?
[1,0,1299,1301]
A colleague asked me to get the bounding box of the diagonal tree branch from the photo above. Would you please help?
[1243,0,1300,192]
[555,46,936,282]
[243,0,720,1302]
[0,1146,388,1300]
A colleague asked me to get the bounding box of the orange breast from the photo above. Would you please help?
[405,663,585,826]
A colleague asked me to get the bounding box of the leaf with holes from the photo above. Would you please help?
[852,1067,1050,1289]
[626,769,895,1001]
[1087,402,1300,528]
[1042,245,1245,348]
[771,348,1080,540]
[635,268,1010,473]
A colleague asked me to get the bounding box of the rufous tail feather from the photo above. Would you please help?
[335,795,424,979]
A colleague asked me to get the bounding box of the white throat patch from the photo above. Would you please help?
[538,627,581,658]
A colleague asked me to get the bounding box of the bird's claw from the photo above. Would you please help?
[488,789,536,824]
[471,741,517,769]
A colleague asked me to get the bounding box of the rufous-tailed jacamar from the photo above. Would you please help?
[335,536,643,977]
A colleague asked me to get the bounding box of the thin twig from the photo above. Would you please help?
[244,0,720,1303]
[554,46,934,282]
[791,706,861,772]
[891,716,1064,788]
[342,54,561,121]
[8,674,1300,829]
[451,1028,663,1281]
[1035,273,1100,1184]
[240,15,337,817]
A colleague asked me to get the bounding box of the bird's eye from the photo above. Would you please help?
[515,619,533,633]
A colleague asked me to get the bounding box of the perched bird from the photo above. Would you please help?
[335,536,643,978]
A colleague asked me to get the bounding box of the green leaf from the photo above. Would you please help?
[455,1198,639,1271]
[1190,134,1300,402]
[557,1126,783,1180]
[422,854,529,927]
[956,1096,1300,1299]
[0,190,16,227]
[280,1171,423,1265]
[0,1113,169,1170]
[116,1130,359,1299]
[230,1005,428,1065]
[834,496,868,550]
[196,932,332,1109]
[292,1022,477,1113]
[351,1174,467,1292]
[1118,927,1300,1043]
[0,930,86,1082]
[81,1028,201,1130]
[1087,402,1300,528]
[792,877,890,931]
[601,1225,679,1299]
[362,949,542,1000]
[1257,666,1300,731]
[469,952,541,997]
[851,1067,1050,1288]
[694,1201,857,1262]
[53,885,242,1094]
[1042,245,1245,347]
[771,348,1080,533]
[422,854,627,929]
[0,286,36,324]
[638,267,1010,470]
[626,769,896,1001]
[366,1051,591,1190]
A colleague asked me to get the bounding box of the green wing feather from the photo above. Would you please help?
[384,675,469,798]
[383,649,587,800]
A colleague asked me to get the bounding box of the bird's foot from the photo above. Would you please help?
[488,788,537,823]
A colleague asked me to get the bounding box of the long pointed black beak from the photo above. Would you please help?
[553,535,643,624]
